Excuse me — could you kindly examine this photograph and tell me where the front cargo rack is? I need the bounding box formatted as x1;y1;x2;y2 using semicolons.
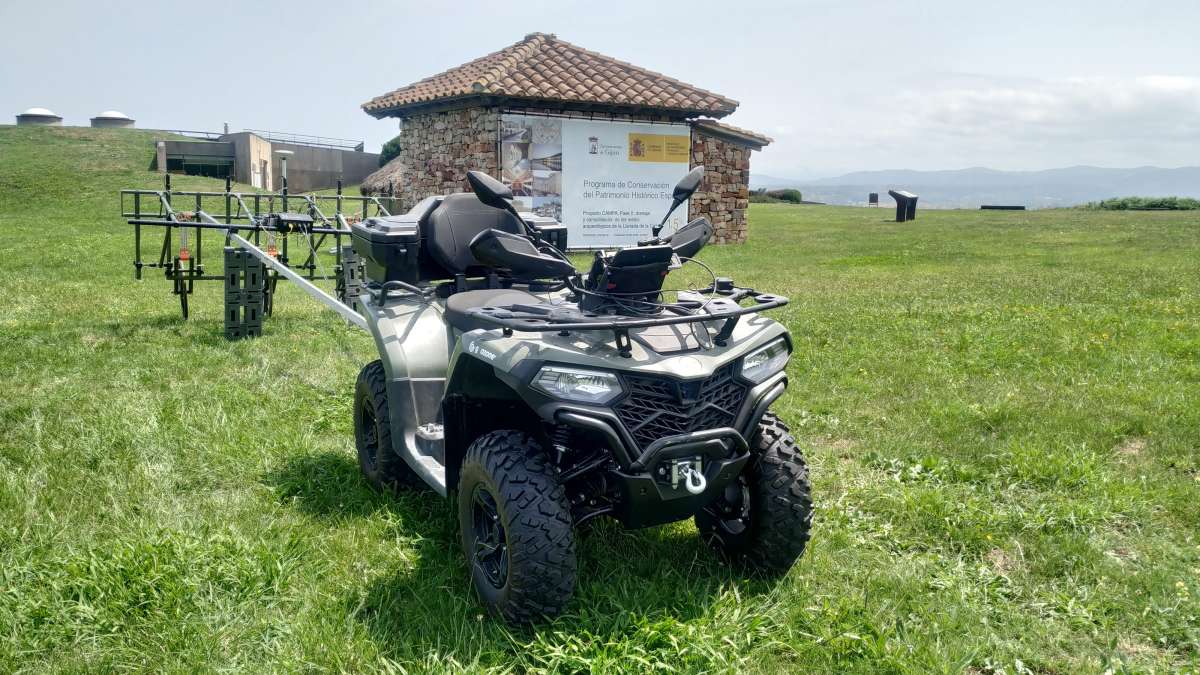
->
465;292;788;357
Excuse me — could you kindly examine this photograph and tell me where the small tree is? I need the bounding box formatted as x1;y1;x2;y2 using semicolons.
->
379;134;402;167
766;188;803;204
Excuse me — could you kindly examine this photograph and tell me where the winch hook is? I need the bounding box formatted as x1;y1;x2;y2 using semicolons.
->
682;465;707;495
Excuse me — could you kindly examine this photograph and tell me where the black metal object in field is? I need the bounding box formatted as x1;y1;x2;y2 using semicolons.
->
868;192;879;206
223;247;269;339
888;190;918;222
121;173;394;334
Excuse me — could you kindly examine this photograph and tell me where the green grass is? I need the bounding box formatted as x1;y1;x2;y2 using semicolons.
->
2;126;1199;672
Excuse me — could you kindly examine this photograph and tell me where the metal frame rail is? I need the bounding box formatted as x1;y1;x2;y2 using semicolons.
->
466;293;790;357
122;173;390;328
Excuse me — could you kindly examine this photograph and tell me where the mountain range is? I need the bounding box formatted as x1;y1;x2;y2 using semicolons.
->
751;166;1200;208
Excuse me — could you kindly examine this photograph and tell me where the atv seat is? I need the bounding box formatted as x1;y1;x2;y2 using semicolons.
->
444;289;546;333
426;193;525;275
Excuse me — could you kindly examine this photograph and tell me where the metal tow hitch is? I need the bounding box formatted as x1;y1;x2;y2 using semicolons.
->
670;457;707;495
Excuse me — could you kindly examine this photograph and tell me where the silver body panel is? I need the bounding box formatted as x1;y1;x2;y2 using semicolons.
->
362;287;789;496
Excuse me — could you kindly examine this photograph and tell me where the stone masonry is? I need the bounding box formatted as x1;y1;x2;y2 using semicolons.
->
368;110;759;244
383;107;499;211
688;128;751;244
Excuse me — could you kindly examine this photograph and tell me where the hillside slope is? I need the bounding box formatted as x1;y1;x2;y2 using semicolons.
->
0;126;237;209
1;128;1199;672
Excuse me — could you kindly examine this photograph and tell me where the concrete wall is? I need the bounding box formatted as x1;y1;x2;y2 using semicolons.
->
268;141;379;192
216;133;379;192
161;140;236;163
222;133;273;189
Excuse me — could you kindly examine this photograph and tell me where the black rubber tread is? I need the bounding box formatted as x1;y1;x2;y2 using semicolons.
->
354;360;422;492
457;430;577;623
696;411;813;574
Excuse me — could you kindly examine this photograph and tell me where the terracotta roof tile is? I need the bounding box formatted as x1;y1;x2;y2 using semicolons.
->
362;33;738;118
692;119;773;148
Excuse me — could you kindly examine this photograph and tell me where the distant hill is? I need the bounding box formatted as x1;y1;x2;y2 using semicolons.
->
749;173;812;190
752;166;1200;208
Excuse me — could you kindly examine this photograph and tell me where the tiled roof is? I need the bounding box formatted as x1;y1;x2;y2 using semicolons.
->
692;118;772;148
362;33;739;118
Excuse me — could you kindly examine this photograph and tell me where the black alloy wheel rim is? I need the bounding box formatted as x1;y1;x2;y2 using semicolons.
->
471;486;509;588
359;400;378;471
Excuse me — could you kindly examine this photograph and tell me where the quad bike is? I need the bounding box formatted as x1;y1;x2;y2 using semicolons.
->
349;167;813;623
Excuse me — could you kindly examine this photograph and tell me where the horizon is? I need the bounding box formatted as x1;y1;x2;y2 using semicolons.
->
760;163;1200;183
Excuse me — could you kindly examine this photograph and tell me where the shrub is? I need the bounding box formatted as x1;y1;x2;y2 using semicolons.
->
379;134;402;167
749;189;778;204
1085;196;1200;210
766;188;803;204
749;188;804;204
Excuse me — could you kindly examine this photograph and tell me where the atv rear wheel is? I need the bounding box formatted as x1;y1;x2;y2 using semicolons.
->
354;360;421;492
695;412;813;574
457;430;576;623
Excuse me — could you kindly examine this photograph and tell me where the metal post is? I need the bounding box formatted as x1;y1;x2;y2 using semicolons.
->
191;192;201;282
164;174;174;277
133;192;143;279
334;180;344;270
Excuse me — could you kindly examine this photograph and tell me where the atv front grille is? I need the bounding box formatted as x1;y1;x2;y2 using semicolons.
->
615;364;749;450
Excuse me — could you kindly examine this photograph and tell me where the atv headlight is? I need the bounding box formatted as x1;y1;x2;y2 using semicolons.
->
533;366;623;404
740;338;790;383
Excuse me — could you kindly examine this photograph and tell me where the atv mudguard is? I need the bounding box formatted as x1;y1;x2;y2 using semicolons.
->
360;294;454;495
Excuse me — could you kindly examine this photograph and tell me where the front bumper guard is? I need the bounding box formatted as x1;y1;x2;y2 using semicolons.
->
555;412;752;528
548;371;788;528
609;427;751;528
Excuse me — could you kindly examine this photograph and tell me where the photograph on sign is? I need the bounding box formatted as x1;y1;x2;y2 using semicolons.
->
500;114;692;248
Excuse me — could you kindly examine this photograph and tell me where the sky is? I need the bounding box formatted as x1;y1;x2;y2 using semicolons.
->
1;0;1197;180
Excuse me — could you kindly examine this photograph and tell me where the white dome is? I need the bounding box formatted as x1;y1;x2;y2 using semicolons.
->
95;110;132;120
21;107;60;117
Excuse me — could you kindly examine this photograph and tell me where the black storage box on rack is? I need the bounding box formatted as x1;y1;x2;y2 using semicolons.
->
350;216;421;284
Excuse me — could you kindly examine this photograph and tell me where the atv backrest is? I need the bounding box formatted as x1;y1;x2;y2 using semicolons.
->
425;193;525;275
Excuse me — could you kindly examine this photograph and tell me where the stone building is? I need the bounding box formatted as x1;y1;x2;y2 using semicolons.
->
362;33;770;244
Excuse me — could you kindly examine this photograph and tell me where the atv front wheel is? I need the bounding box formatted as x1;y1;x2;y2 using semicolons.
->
457;430;576;623
353;360;422;492
696;412;813;573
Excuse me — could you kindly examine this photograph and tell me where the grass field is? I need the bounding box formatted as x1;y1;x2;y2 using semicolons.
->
1;126;1199;672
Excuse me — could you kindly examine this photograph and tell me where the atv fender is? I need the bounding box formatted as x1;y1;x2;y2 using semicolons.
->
441;333;537;489
360;294;453;495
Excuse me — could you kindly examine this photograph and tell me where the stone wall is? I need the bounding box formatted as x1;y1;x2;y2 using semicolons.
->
372;107;500;211
688;129;751;244
365;107;758;245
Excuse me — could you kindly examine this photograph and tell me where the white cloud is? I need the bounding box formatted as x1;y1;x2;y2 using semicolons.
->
854;75;1200;171
903;75;1200;142
752;75;1200;177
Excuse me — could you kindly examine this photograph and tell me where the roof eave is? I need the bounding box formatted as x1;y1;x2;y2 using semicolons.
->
692;121;772;150
364;94;737;121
